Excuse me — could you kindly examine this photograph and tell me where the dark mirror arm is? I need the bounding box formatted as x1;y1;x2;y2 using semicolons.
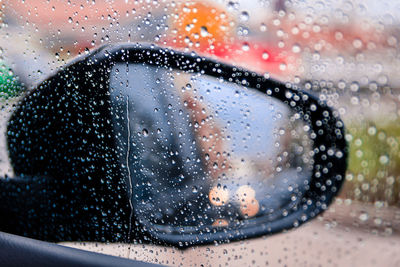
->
0;176;56;238
0;176;133;243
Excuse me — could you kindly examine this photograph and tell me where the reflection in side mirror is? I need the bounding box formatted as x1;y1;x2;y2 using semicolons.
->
111;64;313;237
2;44;347;247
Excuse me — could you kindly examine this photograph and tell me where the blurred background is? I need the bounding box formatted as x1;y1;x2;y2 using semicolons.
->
1;0;400;266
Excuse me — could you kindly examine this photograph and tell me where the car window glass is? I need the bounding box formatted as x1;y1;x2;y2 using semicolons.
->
1;0;400;266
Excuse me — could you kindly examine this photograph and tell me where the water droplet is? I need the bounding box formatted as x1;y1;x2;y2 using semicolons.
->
353;39;363;49
260;23;267;32
350;82;360;92
240;11;249;22
200;26;209;37
292;44;301;53
359;212;369;222
262;51;269;60
379;155;389;165
367;126;376;136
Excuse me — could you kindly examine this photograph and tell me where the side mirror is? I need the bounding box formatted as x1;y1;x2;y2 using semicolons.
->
2;44;347;247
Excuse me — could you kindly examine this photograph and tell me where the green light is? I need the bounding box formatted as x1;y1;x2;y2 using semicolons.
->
0;60;22;99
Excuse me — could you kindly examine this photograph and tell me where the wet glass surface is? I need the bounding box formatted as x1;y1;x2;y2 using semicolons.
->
1;0;400;265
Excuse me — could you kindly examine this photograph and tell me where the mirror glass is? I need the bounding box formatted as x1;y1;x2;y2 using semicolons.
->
109;63;314;233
